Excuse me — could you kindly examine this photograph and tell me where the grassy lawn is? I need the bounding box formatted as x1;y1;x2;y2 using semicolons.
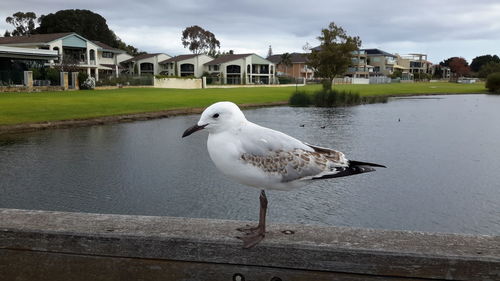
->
0;82;486;126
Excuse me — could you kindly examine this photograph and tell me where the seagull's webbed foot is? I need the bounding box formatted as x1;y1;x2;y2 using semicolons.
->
236;229;265;248
236;224;261;234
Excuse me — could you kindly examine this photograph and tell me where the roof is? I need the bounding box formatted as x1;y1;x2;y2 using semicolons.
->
0;46;59;60
92;41;124;53
159;54;200;64
362;48;396;58
121;53;163;64
205;54;252;65
267;53;308;64
0;32;74;45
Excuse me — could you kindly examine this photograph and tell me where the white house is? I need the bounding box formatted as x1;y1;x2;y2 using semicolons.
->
121;53;171;76
159;54;213;77
204;53;276;84
0;32;131;81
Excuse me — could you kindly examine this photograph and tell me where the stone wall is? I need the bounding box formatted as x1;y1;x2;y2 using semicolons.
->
154;77;203;89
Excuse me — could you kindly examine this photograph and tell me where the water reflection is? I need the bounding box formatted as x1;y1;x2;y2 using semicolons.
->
1;94;499;235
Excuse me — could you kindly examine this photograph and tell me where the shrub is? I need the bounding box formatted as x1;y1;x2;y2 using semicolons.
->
278;76;294;84
78;72;89;88
485;72;500;93
45;68;60;85
289;91;311;106
81;77;96;90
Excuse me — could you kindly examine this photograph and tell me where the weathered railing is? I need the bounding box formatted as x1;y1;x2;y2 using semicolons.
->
0;208;498;280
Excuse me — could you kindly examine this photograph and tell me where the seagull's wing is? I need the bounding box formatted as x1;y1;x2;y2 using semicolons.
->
237;123;373;183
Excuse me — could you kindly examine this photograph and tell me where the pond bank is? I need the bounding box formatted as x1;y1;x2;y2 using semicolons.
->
0;101;287;135
0;92;485;135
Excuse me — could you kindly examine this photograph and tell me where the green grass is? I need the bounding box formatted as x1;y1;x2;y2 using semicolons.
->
0;82;486;126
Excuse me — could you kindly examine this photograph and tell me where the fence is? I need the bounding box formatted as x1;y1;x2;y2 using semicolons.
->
0;70;24;86
333;77;392;85
96;74;154;87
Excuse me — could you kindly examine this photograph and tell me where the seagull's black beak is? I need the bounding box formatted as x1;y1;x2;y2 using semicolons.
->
182;124;208;138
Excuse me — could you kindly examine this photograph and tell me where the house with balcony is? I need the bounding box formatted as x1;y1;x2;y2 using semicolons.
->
158;54;213;77
399;53;433;75
204;54;275;85
346;49;373;78
121;53;171;76
92;41;132;79
266;53;314;80
363;48;398;76
0;32;131;81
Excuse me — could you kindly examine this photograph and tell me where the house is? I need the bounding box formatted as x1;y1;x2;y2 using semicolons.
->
204;54;275;84
398;53;433;75
0;32;130;81
266;53;314;80
92;41;132;79
363;48;398;76
158;54;213;77
346;49;373;78
121;53;171;76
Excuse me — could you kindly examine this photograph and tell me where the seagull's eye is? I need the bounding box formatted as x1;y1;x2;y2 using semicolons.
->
212;113;220;119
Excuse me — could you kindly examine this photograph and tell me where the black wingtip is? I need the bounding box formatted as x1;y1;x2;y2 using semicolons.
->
311;160;385;181
349;160;386;168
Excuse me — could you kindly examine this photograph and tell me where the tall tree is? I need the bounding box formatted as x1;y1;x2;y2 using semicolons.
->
470;55;500;72
5;12;37;36
267;45;273;58
448;57;470;77
37;10;118;47
181;25;220;54
307;22;361;85
280;53;292;75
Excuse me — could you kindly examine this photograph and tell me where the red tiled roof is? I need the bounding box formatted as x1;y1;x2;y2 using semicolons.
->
0;32;74;44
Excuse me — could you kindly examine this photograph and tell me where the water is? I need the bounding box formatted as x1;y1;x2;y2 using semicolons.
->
1;94;499;235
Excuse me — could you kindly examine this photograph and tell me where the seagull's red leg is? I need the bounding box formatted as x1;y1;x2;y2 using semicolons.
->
236;189;268;248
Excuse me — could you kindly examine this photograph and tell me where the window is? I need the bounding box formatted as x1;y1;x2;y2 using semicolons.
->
102;52;114;58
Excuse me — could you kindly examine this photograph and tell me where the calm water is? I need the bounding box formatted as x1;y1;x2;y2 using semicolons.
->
1;94;499;235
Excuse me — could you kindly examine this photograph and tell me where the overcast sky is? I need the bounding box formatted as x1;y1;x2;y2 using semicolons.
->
1;0;499;63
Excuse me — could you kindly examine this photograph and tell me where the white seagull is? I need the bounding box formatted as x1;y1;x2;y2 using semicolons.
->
182;101;385;248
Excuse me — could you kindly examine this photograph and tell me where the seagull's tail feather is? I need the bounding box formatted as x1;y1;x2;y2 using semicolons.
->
311;160;386;180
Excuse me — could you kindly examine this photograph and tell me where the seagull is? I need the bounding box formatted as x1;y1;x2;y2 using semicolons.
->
182;101;385;248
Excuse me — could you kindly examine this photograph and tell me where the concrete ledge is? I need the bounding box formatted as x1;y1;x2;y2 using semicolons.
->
0;208;499;280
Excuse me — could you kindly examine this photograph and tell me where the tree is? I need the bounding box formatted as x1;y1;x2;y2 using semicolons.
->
470;55;500;73
448;57;470;77
36;9;142;56
280;53;292;75
478;62;500;78
181;25;220;55
307;22;361;86
5;12;37;36
267;45;273;58
3;31;11;37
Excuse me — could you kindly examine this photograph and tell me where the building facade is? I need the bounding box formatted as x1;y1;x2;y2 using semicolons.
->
0;32;131;81
267;53;314;80
204;54;275;84
159;54;213;77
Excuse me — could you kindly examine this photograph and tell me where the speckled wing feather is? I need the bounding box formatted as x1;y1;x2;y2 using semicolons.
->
240;144;349;183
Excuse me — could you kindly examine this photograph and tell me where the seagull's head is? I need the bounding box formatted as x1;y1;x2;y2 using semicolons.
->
182;101;246;137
